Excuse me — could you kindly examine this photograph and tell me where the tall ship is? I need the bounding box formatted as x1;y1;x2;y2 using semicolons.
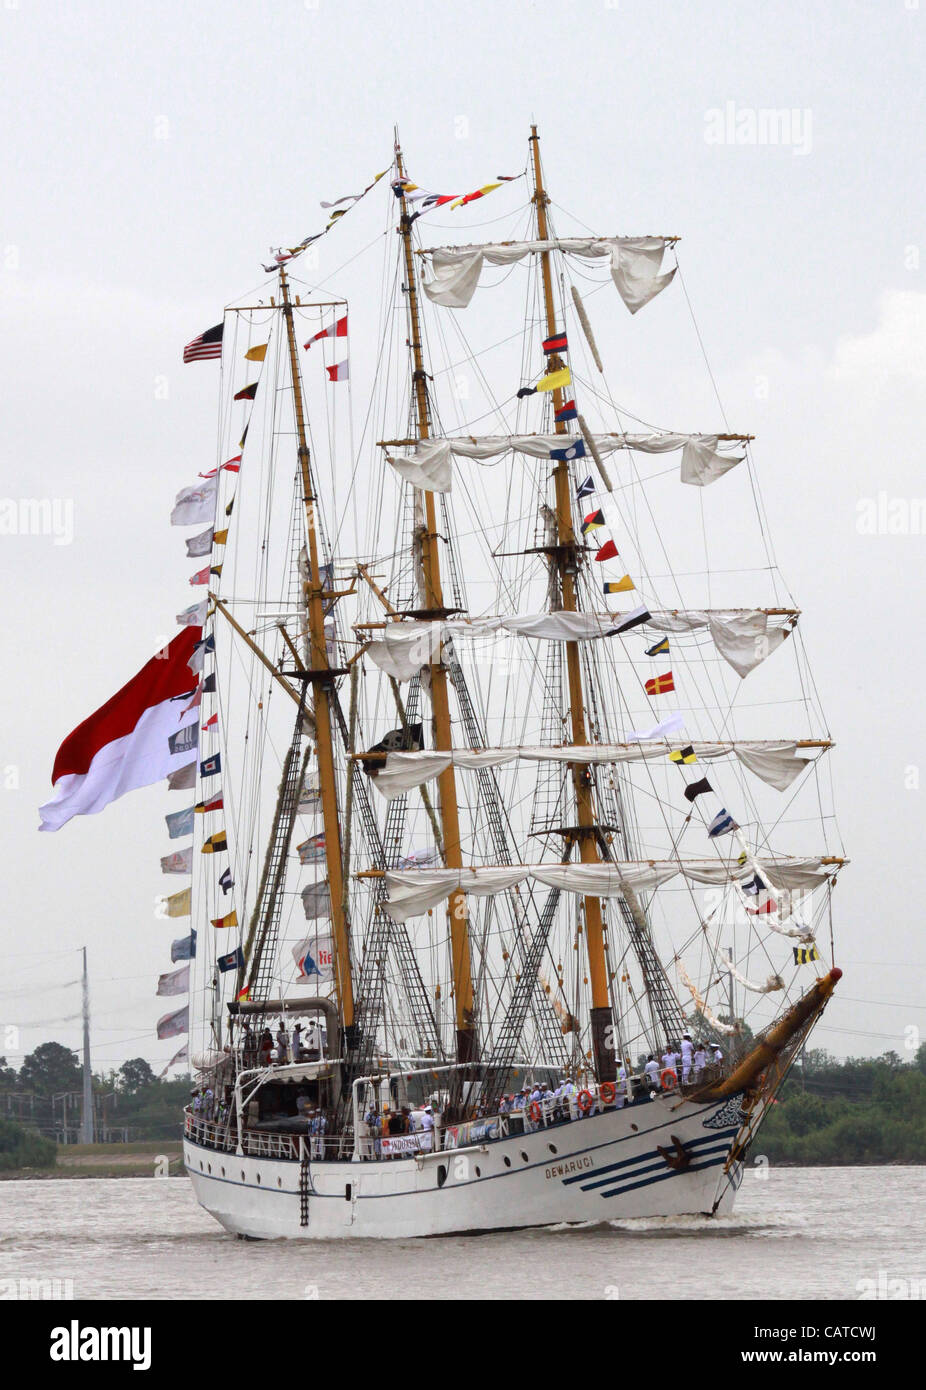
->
40;130;845;1238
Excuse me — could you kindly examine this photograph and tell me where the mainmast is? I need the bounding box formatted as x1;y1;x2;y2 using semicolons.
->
529;126;615;1083
394;139;477;1064
279;267;356;1036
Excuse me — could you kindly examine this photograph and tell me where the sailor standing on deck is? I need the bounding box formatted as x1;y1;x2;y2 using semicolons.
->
680;1033;694;1084
644;1055;660;1089
275;1019;290;1065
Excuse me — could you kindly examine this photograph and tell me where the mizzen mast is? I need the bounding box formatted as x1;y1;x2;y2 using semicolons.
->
279;266;356;1036
529;126;615;1083
394;139;477;1064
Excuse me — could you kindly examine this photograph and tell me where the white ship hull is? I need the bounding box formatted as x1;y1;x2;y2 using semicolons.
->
184;1092;747;1240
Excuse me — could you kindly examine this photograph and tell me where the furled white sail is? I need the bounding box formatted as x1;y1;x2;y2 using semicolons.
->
384;431;744;493
383;857;835;923
367;740;819;801
365;610;793;681
420;237;676;313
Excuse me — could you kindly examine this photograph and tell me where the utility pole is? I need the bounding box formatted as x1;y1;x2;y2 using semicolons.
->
80;947;94;1144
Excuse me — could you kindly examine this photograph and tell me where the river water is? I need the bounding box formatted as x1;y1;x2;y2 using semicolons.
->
1;1167;922;1301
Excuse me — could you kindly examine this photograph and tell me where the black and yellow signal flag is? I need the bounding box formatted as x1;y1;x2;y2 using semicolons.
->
670;745;697;764
793;944;820;965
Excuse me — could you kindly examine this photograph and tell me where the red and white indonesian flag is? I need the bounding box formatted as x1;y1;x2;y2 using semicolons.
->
39;628;202;832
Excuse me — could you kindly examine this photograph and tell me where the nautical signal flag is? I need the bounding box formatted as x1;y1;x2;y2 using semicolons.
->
219;867;234;894
746;896;776;916
190;566;210;586
183;323;223;363
211;910;238;929
326;361;349;382
606;605;651;635
645;671;675;696
670;746;697;764
202;712;218;730
581;509;605;535
536;366;571;394
595;539;619;563
304;314;347;349
225;497;235;517
201;832;227;854
236;985;251;1001
793;944;820;965
646;637;670;657
551;438;586;462
203;673;216;693
742;873;766;895
542;332;568;354
218;946;245;973
195;793;223;813
603;576;635;593
233;382;258;402
707;808;738;838
200;753;221;778
683;777;712;803
213;530;228;546
576;474;595;501
244;343;268;362
556;399;578;423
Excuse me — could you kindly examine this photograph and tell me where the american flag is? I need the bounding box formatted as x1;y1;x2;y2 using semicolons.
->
183;322;223;363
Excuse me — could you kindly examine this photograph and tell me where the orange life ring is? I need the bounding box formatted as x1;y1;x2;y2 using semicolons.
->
528;1100;543;1123
599;1081;616;1105
660;1068;677;1090
577;1088;594;1112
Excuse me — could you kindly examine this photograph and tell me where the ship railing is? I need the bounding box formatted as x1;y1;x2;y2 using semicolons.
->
184;1110;234;1151
242;1129;303;1161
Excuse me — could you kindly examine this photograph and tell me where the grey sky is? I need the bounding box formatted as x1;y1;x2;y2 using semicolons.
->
2;0;924;1073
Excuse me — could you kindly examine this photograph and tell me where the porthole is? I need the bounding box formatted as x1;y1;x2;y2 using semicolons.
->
520;1151;529;1163
241;1171;246;1181
277;1177;282;1189
256;1173;261;1185
503;1156;512;1168
207;1164;212;1174
199;1161;203;1171
631;1123;638;1132
221;1167;226;1177
548;1144;558;1155
474;1166;481;1177
344;1183;352;1201
437;1164;447;1188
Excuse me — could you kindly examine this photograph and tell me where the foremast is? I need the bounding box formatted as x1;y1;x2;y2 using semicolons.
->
529;127;616;1082
394;140;477;1064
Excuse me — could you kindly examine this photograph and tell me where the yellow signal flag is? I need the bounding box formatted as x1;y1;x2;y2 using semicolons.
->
244;343;268;363
213;529;228;545
165;887;191;918
201;832;228;854
211;910;238;930
604;575;635;593
536;367;572;394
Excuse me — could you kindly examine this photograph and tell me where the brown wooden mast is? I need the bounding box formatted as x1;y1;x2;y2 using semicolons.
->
279;266;356;1033
394;139;477;1063
530;125;616;1083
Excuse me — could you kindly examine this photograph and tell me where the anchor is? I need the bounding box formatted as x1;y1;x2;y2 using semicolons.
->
656;1134;692;1171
